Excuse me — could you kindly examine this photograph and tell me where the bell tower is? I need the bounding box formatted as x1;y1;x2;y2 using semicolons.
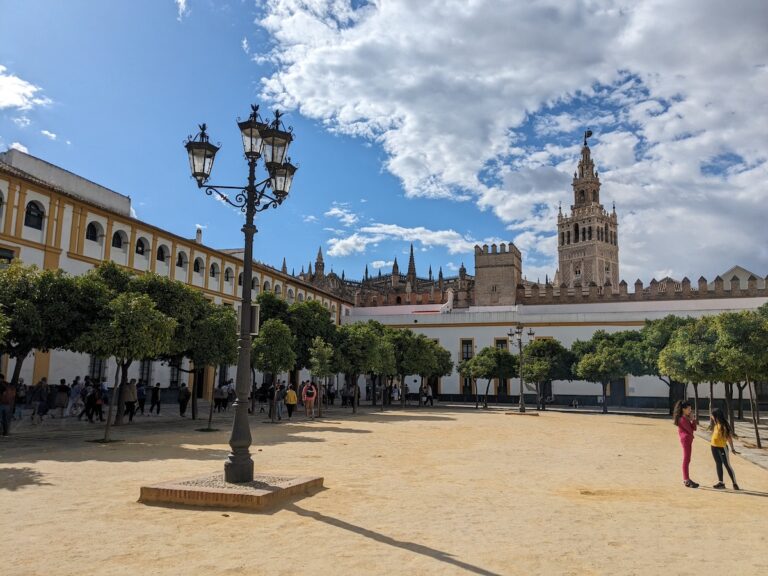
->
556;131;619;289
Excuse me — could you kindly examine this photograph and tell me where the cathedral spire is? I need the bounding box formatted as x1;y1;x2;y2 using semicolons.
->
314;246;325;278
428;265;433;281
407;243;416;280
364;264;369;281
281;257;287;274
392;257;399;276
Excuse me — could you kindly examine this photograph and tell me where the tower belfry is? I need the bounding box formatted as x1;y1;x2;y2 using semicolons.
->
556;131;619;289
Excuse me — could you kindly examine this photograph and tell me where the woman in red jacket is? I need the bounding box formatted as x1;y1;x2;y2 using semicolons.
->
673;400;699;488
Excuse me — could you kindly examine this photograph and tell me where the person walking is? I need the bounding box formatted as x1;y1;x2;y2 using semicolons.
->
276;383;286;421
710;407;739;490
426;383;434;407
149;383;161;415
68;377;81;416
303;381;316;419
136;381;146;416
0;374;15;436
178;383;191;417
673;400;699;488
13;378;26;421
54;379;70;418
285;384;298;419
214;384;226;413
31;378;50;425
123;379;138;423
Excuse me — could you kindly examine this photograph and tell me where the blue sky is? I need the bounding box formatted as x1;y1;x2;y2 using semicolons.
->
1;0;766;284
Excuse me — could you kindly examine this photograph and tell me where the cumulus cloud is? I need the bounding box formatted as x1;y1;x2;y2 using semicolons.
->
326;222;507;258
0;66;51;111
175;0;188;20
303;214;318;223
13;116;31;128
40;130;57;140
258;0;768;281
9;142;28;153
324;204;359;226
370;260;394;269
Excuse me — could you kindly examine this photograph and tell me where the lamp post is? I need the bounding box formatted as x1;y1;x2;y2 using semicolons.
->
509;324;535;413
184;105;297;483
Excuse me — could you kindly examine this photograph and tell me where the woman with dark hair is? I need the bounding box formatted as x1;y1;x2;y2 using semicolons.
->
710;408;739;490
673;400;699;488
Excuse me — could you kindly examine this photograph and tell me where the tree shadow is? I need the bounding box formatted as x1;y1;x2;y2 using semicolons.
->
698;486;768;498
0;467;53;490
285;504;503;576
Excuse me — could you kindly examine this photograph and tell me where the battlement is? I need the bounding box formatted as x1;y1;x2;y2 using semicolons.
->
516;274;768;305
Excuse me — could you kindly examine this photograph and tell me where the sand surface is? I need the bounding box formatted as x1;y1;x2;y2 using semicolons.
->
2;408;767;576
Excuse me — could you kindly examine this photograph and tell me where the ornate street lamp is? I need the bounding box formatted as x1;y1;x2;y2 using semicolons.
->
509;323;534;413
184;104;297;483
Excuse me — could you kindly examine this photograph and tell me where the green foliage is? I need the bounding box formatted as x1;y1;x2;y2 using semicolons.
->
309;336;335;380
522;338;572;384
470;345;518;382
189;304;238;368
637;315;694;380
334;322;378;377
251;319;296;376
128;272;208;359
74;292;177;365
256;292;290;327
659;317;719;385
289;300;337;370
714;311;768;382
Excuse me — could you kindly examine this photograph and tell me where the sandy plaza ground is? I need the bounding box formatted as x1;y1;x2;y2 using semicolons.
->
1;406;767;576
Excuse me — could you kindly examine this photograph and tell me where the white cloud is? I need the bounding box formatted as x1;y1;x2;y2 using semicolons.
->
303;214;318;223
40;130;57;141
9;142;28;153
175;0;188;20
370;260;394;269
326;221;507;258
0;66;51;111
13;116;31;128
324;204;359;226
242;37;250;54
258;0;768;281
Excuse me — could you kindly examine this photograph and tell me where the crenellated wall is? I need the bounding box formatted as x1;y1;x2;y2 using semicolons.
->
516;275;768;304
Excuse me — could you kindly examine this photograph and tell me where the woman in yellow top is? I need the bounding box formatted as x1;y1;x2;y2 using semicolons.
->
710;408;739;490
285;385;298;419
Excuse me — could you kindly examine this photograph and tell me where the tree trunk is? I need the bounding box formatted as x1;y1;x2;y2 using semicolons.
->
483;379;491;409
746;376;762;449
737;383;746;420
541;381;548;411
318;377;324;418
692;382;700;422
724;382;735;431
352;374;359;414
535;382;542;410
114;362;129;426
400;374;406;409
708;381;714;418
10;355;24;386
103;361;126;442
250;367;257;414
205;377;216;431
601;382;608;414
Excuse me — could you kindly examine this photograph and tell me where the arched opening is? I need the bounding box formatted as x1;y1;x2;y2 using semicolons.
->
566;231;570;244
176;251;188;268
560;232;564;246
224;268;233;282
24;201;45;230
193;258;204;274
135;238;148;255
396;296;402;304
86;222;101;242
298;293;304;302
582;227;586;242
274;284;282;296
238;272;243;286
111;230;127;249
604;223;609;242
156;245;169;262
573;223;579;243
263;280;271;292
588;226;592;240
209;263;219;278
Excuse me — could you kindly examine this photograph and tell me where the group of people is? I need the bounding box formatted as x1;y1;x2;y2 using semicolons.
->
260;380;317;421
675;400;740;490
213;380;236;413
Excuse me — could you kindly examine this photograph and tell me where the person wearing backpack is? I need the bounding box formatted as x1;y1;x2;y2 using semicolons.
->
303;382;317;419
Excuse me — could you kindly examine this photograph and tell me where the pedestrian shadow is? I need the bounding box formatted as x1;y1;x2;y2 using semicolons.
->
285;504;503;576
0;467;53;490
698;486;768;498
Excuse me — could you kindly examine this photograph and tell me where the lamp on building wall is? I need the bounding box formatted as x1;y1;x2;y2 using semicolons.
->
509;323;535;413
184;104;297;484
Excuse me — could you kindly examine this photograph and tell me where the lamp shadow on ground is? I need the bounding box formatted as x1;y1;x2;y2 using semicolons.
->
0;467;53;490
286;504;503;576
